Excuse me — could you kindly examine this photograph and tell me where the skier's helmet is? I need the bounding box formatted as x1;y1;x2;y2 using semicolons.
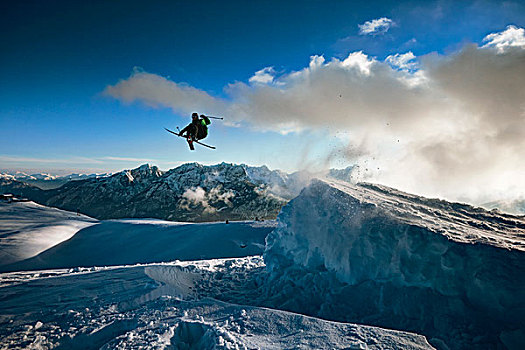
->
192;112;198;120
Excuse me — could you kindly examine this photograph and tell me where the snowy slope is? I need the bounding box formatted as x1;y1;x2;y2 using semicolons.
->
0;202;96;267
3;219;274;272
264;179;525;349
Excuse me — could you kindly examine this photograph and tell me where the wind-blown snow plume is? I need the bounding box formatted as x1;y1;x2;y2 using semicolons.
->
264;179;525;349
104;26;525;203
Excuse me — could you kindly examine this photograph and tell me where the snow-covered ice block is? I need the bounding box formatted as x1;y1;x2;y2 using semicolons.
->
264;179;525;349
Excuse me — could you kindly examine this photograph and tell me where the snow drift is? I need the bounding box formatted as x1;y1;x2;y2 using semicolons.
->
0;202;96;267
264;179;525;349
2;219;274;272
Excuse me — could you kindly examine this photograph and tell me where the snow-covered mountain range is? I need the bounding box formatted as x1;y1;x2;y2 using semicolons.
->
1;163;306;222
1;171;112;182
2;162;523;224
0;171;112;190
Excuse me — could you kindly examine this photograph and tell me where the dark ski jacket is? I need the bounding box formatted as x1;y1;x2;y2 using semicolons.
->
180;115;211;140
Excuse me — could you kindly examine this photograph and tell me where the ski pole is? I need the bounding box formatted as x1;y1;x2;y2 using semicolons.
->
207;116;223;120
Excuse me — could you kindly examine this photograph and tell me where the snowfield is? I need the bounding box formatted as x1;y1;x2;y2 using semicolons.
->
1;217;273;272
1;178;524;349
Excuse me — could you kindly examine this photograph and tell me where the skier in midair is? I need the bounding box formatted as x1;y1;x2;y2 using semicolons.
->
179;113;211;150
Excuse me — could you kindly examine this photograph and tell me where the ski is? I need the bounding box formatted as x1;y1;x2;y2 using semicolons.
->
164;127;216;149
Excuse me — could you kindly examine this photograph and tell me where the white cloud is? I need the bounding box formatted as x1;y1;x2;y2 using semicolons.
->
358;17;394;35
386;52;417;71
103;67;228;116
309;55;325;69
105;27;525;203
182;186;210;212
181;186;235;213
249;67;275;85
102;156;156;162
340;51;375;75
482;25;525;53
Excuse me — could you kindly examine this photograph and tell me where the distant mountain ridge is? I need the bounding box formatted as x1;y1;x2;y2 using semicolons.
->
0;171;112;190
1;163;297;222
3;162;524;219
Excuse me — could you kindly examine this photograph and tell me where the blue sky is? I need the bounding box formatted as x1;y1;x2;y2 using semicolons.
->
1;0;524;202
